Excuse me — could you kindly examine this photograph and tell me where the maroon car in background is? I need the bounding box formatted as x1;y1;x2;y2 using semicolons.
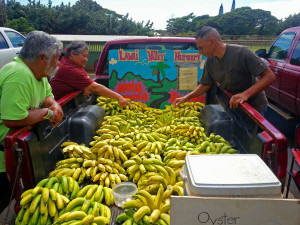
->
256;26;300;116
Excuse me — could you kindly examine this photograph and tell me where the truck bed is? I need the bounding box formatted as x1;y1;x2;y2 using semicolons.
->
3;83;288;216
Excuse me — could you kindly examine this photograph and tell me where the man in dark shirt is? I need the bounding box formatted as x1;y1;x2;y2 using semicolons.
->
174;26;275;113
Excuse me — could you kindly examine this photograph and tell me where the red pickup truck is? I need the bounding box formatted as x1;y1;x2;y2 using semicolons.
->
256;26;300;116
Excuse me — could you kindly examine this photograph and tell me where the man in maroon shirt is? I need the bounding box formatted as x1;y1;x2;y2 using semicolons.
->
50;41;130;108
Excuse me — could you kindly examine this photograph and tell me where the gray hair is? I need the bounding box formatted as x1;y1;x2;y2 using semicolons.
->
196;26;222;41
19;31;62;62
64;41;89;57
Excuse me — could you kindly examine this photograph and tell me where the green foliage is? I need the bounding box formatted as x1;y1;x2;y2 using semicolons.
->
280;13;300;33
8;17;35;33
166;6;283;36
6;0;154;35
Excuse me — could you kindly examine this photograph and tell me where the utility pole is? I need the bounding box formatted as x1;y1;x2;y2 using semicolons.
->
0;0;8;27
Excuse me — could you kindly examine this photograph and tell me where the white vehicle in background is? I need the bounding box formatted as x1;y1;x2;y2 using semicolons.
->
0;27;25;68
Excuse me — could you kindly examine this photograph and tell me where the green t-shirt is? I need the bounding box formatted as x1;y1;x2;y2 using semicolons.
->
200;44;268;112
0;57;53;172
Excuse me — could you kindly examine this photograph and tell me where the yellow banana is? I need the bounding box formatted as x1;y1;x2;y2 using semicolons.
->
150;209;161;224
77;184;93;197
127;164;140;175
81;199;92;213
31;186;43;197
65;197;86;212
42;187;49;203
103;187;111;206
29;193;42;214
154;165;170;185
133;206;151;223
136;190;155;211
173;185;184;196
163;185;174;200
20;193;32;206
160;213;170;225
154;184;164;209
122;199;144;210
72;167;82;180
48;197;57;217
94;216;110;225
56;192;65;210
164;166;176;185
65;211;87;221
94;185;104;202
40;198;48;215
86;185;98;199
82;214;95;225
160;202;170;213
20;189;33;199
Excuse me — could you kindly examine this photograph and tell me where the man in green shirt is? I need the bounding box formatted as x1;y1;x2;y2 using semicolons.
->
173;26;275;114
0;31;64;212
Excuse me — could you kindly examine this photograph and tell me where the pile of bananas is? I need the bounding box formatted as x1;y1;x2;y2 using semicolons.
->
118;184;170;225
16;186;70;225
17;97;240;225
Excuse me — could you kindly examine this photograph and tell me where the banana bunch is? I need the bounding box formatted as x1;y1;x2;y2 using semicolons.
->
138;166;183;195
54;199;111;225
120;184;171;225
162;105;200;119
124;100;148;113
82;158;128;187
123;155;166;185
163;158;186;177
170;123;205;143
89;142;128;165
97;96;122;116
35;176;79;200
17;186;70;225
165;138;199;151
75;184;114;206
163;150;200;164
172;116;203;127
61;142;96;160
96;123;124;140
165;101;204;112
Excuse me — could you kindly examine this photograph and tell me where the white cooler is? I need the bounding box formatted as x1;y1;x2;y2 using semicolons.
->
180;154;282;198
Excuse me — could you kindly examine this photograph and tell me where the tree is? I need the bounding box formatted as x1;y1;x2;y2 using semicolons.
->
8;17;35;33
280;13;300;32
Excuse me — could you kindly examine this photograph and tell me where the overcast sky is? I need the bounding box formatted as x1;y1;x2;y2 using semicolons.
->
17;0;300;29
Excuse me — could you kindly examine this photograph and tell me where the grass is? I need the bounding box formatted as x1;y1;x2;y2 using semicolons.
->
248;45;270;52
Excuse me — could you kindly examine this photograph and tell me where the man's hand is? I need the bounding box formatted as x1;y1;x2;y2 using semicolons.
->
84;91;91;97
118;97;131;108
173;97;187;108
48;104;64;127
229;93;248;109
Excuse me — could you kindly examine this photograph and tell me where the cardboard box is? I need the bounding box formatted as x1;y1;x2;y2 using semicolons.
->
170;196;300;225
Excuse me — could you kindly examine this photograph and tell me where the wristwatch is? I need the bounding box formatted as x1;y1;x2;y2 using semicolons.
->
43;109;53;120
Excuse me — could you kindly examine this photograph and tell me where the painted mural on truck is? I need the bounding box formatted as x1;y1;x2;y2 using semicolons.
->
108;49;206;109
